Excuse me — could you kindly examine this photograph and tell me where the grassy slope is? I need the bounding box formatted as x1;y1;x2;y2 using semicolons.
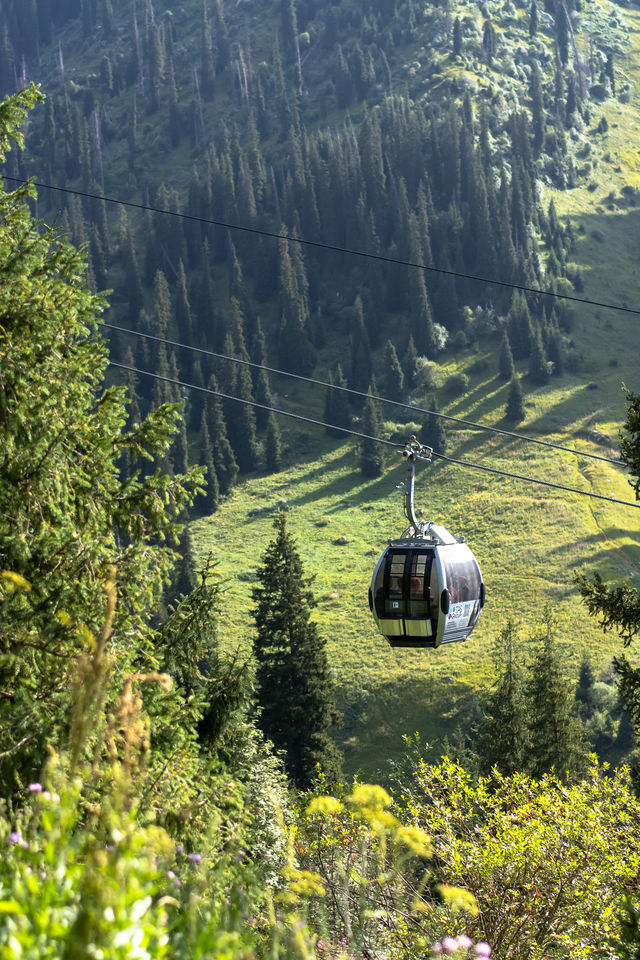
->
193;349;640;778
192;2;640;777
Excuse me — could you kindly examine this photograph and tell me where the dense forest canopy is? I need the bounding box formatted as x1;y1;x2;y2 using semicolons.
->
0;0;623;493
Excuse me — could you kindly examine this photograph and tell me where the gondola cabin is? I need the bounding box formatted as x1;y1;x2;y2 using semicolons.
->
369;524;485;648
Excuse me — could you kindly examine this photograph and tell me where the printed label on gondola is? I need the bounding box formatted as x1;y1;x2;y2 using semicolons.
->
445;601;474;629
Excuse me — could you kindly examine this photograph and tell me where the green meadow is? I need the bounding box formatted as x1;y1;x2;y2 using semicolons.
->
192;343;640;775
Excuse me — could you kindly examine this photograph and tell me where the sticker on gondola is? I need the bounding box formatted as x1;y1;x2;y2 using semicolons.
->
392;601;399;609
446;601;474;628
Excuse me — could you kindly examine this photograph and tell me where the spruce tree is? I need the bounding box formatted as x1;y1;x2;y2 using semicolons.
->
404;336;420;391
505;374;525;422
576;653;596;722
265;412;283;472
525;611;588;780
252;513;342;788
383;339;405;397
476;621;531;776
499;329;516;381
205;376;238;494
200;411;220;515
421;395;448;455
324;365;352;438
360;384;383;478
528;328;551;384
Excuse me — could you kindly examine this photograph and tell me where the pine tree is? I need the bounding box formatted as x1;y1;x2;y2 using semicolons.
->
0;87;206;798
383;340;405;397
252;513;342;788
421;395;447;455
324;366;352;438
360;384;383;478
499;329;516;381
526;611;588;780
476;621;531;776
505;374;525;423
205;376;238;494
265;412;282;472
200;411;220;514
529;0;538;36
349;297;373;397
530;61;545;155
452;17;462;56
528;328;551;384
576;653;596;722
404;336;420;391
254;368;273;433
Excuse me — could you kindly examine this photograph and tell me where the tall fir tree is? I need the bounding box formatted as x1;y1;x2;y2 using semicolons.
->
476;621;531;776
205;375;239;495
525;611;588;780
360;382;383;478
383;340;405;398
324;365;352;438
252;513;342;788
499;329;516;381
575;653;596;722
199;411;220;515
421;395;448;455
265;412;283;473
505;374;525;422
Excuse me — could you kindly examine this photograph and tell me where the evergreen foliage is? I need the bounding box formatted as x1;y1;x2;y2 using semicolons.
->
578;389;640;788
498;329;516;381
525;612;589;780
476;621;531;776
265;411;283;472
420;395;448;455
0;88;286;869
252;513;342;789
360;384;384;477
383;339;405;397
324;365;352;438
505;374;525;422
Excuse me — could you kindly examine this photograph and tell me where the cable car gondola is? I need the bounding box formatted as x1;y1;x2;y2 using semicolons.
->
369;438;485;649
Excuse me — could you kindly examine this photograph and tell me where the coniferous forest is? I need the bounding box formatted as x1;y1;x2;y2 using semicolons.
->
2;0;640;955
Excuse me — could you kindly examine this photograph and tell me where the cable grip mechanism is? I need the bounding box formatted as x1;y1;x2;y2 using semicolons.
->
397;436;433;533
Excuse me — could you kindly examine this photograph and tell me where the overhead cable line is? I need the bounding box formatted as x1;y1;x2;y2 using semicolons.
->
109;360;640;510
104;320;624;466
5;174;640;319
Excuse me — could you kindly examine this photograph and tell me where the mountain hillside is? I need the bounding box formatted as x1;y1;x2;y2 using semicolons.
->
2;0;640;772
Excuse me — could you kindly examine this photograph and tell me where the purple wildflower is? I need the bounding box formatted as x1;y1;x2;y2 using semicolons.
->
167;870;176;880
442;937;459;953
175;844;185;855
28;783;42;793
474;944;491;958
187;852;202;863
457;935;472;950
9;832;22;844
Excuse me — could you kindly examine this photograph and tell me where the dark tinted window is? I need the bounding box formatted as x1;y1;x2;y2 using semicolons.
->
441;545;481;603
